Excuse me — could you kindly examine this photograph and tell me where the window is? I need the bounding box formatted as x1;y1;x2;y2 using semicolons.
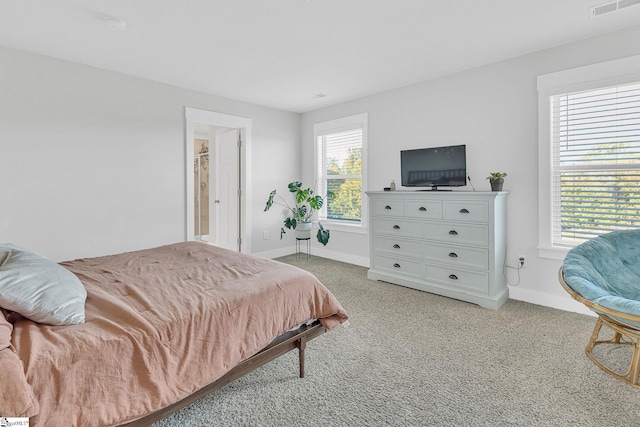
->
314;113;368;230
552;83;640;245
538;55;640;258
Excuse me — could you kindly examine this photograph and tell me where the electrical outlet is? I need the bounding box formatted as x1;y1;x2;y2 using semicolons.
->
263;231;269;240
518;256;525;268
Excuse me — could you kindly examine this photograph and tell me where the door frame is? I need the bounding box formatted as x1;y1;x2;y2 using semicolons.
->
185;107;252;253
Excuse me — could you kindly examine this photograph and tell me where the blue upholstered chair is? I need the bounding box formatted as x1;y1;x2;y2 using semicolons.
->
559;229;640;387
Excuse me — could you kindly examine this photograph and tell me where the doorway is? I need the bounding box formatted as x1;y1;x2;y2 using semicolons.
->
185;108;252;253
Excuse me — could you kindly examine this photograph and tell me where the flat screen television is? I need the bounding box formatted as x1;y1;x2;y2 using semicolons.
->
400;144;466;190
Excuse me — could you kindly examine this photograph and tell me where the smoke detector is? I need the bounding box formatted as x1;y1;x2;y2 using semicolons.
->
590;0;640;17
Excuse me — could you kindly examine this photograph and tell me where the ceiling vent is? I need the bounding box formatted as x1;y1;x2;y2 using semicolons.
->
590;0;640;17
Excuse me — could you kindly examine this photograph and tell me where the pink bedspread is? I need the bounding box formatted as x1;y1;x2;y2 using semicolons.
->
6;242;348;426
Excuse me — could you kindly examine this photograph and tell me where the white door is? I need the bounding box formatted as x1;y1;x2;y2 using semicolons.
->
212;128;239;251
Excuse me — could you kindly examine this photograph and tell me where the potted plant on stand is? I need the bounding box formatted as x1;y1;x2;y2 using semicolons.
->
486;172;507;191
264;181;330;246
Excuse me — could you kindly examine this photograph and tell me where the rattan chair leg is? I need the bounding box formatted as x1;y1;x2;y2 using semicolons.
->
613;331;624;344
586;318;603;353
630;341;640;386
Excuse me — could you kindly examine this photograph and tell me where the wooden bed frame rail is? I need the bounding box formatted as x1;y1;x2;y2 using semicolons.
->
120;320;326;426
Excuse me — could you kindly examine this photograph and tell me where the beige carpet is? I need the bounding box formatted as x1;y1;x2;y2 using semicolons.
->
153;255;640;426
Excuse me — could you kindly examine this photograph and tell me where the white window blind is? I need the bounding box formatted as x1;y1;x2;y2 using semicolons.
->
316;128;363;223
551;82;640;246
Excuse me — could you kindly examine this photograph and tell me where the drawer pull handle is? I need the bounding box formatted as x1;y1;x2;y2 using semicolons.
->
449;274;458;280
418;207;427;211
448;230;458;235
393;263;401;268
448;252;458;258
385;205;392;210
459;208;470;214
393;244;401;249
393;225;400;230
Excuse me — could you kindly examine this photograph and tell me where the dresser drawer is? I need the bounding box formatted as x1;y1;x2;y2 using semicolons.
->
373;236;423;257
374;255;423;278
373;199;405;216
373;218;422;237
424;243;489;269
404;200;442;219
443;201;488;223
424;223;489;246
425;265;489;293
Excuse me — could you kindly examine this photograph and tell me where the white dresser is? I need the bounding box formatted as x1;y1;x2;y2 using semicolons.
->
366;191;508;309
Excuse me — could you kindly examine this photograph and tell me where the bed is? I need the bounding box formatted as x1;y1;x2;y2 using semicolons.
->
0;241;348;426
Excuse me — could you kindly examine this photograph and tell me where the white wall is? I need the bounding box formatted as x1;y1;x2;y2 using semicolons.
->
0;46;300;262
3;24;640;314
300;24;640;314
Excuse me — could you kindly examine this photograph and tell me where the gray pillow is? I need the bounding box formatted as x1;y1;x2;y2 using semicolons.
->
0;244;86;325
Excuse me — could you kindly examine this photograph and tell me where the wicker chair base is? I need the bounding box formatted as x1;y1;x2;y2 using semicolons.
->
559;267;640;389
586;315;640;388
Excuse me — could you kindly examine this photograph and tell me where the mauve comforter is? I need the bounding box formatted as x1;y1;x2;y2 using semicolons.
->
6;242;348;426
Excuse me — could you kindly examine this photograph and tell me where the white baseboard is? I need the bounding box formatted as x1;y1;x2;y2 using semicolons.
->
508;286;595;317
252;246;295;259
253;246;368;267
308;246;369;267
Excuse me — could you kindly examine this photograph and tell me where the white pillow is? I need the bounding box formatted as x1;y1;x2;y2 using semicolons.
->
0;244;86;325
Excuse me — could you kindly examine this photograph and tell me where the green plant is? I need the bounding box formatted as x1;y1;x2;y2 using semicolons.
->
264;181;330;246
486;172;507;180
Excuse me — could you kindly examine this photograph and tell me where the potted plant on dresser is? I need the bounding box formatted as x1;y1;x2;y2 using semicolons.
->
264;181;331;245
486;172;507;191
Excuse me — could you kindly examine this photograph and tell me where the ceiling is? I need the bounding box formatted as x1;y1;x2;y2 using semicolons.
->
2;0;640;113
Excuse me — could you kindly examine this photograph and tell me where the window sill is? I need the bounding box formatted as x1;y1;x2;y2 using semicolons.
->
538;245;570;261
320;220;368;235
